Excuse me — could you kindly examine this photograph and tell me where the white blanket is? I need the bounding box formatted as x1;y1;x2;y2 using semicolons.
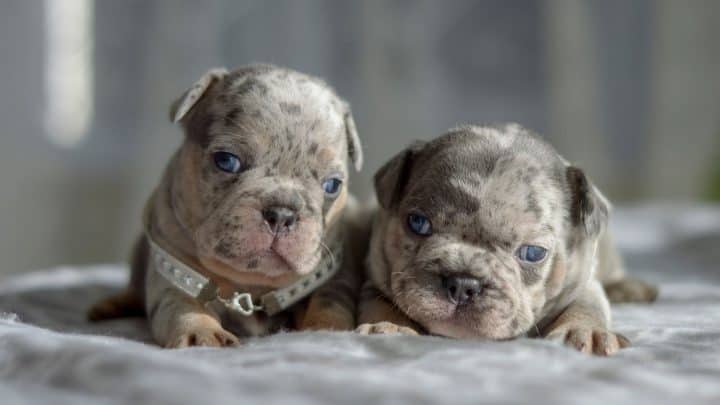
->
1;204;719;405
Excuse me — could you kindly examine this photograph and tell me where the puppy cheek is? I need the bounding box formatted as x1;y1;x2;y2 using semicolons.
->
195;207;272;259
506;288;540;337
324;188;347;228
392;276;455;322
544;254;567;300
384;219;416;263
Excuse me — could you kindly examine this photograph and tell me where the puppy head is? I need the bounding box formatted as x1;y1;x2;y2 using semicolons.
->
371;124;607;339
167;65;362;279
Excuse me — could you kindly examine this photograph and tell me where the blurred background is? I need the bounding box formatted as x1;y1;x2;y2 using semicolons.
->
0;0;719;276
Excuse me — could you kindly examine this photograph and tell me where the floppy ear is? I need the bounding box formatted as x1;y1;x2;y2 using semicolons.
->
342;104;363;172
566;166;609;238
374;141;425;210
169;68;228;123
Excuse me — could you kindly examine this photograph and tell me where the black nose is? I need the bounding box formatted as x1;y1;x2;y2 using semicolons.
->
262;206;297;233
442;276;482;305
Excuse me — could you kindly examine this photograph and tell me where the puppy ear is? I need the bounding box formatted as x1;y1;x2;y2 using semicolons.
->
374;141;425;210
342;104;363;171
566;166;609;238
169;68;228;123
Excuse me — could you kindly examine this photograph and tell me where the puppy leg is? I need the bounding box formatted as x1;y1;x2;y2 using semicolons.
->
146;268;238;348
148;290;239;348
88;235;147;321
298;276;357;331
543;280;630;356
595;231;659;303
355;282;421;336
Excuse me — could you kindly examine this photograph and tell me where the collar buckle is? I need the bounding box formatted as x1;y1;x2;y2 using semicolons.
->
218;292;262;316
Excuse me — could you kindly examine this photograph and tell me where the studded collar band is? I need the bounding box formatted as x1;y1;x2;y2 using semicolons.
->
146;233;342;316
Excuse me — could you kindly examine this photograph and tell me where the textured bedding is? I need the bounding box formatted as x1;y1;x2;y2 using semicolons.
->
0;204;719;404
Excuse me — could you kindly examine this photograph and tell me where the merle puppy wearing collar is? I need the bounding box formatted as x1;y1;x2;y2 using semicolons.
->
88;64;364;348
357;124;657;355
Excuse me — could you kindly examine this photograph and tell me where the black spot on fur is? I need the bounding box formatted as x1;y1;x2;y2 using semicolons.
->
247;259;259;269
481;154;497;175
525;192;542;219
482;237;497;252
279;102;302;115
215;240;238;259
234;78;269;98
310;119;320;132
285;129;294;146
224;107;244;127
308;142;319;155
184;106;214;147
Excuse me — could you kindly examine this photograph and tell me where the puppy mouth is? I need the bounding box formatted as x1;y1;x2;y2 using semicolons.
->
266;244;300;272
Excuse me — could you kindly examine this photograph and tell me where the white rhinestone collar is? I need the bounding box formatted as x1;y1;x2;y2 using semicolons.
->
146;233;342;316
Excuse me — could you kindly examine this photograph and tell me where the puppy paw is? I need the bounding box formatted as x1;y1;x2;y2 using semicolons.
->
166;326;240;349
546;324;630;356
355;321;419;336
604;277;658;303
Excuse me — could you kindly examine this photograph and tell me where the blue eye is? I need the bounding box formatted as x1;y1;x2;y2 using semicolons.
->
407;213;432;236
213;152;243;173
322;177;343;196
517;245;547;263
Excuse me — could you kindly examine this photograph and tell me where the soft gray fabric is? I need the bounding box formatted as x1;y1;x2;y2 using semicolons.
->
0;204;719;405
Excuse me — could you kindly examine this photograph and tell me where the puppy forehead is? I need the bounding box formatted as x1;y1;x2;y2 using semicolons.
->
196;66;349;177
405;125;566;233
215;67;345;140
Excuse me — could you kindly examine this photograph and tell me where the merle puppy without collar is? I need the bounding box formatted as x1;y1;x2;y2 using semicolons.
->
89;64;364;348
357;124;657;355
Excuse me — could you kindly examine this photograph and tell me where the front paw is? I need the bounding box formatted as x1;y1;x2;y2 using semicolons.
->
355;321;419;336
166;325;240;349
545;324;630;356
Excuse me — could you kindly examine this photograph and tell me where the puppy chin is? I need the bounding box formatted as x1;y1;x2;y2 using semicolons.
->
424;320;514;340
419;308;518;340
212;248;321;278
229;254;295;277
398;295;516;340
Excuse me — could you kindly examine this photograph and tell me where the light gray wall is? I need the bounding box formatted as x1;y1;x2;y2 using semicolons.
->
0;0;719;276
